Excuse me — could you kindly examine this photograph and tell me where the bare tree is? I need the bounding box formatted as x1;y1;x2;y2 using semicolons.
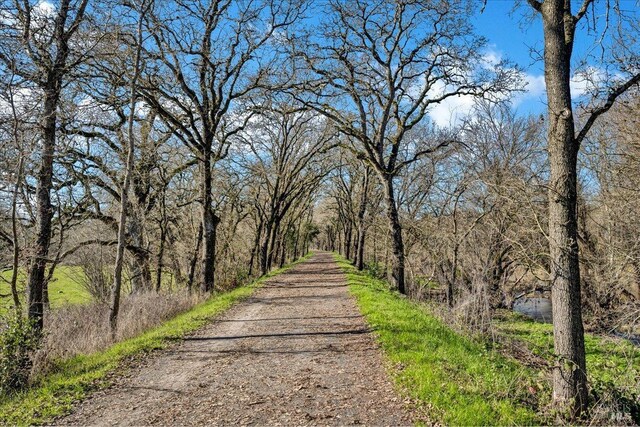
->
292;0;517;293
109;0;152;336
140;0;304;292
525;0;640;418
0;0;89;330
240;102;333;275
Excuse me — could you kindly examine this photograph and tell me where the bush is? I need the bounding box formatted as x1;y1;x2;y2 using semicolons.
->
75;247;114;303
0;314;40;395
364;261;387;280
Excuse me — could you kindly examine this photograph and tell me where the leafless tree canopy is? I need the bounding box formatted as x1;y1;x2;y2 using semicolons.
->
0;0;638;421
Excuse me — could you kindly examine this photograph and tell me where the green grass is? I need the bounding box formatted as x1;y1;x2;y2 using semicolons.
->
1;267;92;314
495;313;640;416
334;254;543;426
0;253;311;426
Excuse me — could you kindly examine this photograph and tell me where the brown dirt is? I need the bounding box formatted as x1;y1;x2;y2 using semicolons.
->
57;252;413;426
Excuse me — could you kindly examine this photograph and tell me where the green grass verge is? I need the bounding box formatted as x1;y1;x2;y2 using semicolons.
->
0;253;312;426
334;254;543;426
1;267;92;315
496;314;640;416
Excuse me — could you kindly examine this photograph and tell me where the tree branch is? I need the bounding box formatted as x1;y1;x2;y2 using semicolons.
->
575;73;640;147
526;0;542;12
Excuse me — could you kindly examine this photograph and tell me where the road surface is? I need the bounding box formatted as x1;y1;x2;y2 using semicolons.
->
59;252;412;426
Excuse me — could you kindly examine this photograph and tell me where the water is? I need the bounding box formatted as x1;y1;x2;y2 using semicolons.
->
513;297;552;323
612;332;640;346
512;298;640;347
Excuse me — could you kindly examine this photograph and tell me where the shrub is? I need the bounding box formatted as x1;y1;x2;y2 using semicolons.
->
364;261;387;280
75;247;114;303
0;314;40;395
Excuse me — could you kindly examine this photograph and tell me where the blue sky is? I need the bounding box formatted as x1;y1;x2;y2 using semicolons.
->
428;1;551;125
425;0;640;126
474;1;547;115
474;1;545;73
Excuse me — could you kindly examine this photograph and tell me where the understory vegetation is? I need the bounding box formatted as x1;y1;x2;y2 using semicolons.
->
495;315;640;424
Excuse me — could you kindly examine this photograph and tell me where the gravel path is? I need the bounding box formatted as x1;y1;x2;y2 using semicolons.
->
58;252;412;426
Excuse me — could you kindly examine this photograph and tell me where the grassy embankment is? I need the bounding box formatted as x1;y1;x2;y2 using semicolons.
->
0;253;311;425
496;315;640;421
336;253;640;425
334;254;543;425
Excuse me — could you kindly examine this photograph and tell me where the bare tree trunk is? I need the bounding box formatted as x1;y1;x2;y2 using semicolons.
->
447;194;461;308
128;211;151;293
155;223;166;292
344;222;352;261
293;222;301;260
188;223;203;291
267;217;281;271
9;154;24;312
260;218;274;275
110;2;147;335
354;167;370;271
449;243;459;308
373;224;378;265
248;219;263;277
154;186;168;292
27;84;58;332
6;78;25;313
534;0;587;417
200;154;216;292
23;0;88;332
382;176;406;294
278;232;286;268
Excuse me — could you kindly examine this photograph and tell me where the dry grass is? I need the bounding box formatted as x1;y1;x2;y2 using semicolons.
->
32;292;203;377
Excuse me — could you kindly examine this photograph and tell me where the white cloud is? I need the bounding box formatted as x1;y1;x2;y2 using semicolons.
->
512;73;545;107
35;1;55;17
428;92;476;127
427;47;512;126
511;67;606;107
525;74;546;97
481;46;503;69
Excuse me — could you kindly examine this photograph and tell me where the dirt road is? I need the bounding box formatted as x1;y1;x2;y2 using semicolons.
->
59;252;412;426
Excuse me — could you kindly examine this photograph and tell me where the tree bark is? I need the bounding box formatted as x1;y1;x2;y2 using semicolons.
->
260;217;274;275
22;0;88;332
344;222;352;261
538;0;588;417
354;167;370;271
10;154;25;312
248;219;263;277
128;213;151;293
27;83;59;332
382;175;406;294
187;223;203;291
267;216;281;272
278;231;286;268
155;223;166;292
155;189;168;292
200;153;219;293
